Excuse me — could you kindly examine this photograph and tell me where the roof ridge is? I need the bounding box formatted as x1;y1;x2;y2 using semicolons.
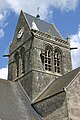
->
52;23;64;40
32;79;54;103
17;81;32;103
24;11;64;39
24;12;53;26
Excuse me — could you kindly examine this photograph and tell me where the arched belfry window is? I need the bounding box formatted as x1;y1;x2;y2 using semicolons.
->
20;47;25;74
14;51;19;77
45;46;52;71
54;48;62;74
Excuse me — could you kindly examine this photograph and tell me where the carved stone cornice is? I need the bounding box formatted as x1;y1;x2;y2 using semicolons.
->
31;29;70;48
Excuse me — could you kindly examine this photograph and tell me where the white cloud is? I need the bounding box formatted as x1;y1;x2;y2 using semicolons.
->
0;66;8;79
0;0;79;39
70;25;80;69
8;0;79;18
0;28;5;38
0;0;79;69
0;0;79;18
0;10;9;39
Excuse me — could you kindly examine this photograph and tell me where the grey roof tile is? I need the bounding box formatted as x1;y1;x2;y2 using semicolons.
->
0;79;41;120
24;12;63;39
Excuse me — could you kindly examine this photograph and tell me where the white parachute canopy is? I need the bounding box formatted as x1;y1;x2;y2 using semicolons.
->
32;21;39;31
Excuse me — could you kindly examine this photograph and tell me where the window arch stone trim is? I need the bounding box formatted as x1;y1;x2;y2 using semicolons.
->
14;51;19;77
54;47;62;74
44;44;53;72
20;47;25;74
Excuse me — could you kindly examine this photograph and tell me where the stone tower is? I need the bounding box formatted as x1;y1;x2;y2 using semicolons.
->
8;10;72;100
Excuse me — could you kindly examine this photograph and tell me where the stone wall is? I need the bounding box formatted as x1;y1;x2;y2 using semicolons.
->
9;11;32;53
67;73;80;120
8;11;32;80
33;36;72;74
32;70;55;99
8;36;33;80
30;35;72;99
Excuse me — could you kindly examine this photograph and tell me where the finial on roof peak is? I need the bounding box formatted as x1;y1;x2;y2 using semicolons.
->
36;7;40;19
66;33;70;45
66;33;70;40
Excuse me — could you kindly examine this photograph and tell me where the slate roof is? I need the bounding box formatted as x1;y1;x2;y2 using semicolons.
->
33;67;80;103
0;79;41;120
24;12;63;39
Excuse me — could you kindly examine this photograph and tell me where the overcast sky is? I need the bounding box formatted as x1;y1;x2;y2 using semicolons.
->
0;0;80;79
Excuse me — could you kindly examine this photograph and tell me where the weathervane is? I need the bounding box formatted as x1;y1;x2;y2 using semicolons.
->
36;7;40;18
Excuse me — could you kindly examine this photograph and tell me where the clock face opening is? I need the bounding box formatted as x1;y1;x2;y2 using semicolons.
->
17;27;24;39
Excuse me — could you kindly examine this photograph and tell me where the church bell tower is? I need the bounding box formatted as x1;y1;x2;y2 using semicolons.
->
8;10;72;100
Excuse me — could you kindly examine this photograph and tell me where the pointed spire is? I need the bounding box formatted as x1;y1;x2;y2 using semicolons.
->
66;33;70;45
66;34;78;50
